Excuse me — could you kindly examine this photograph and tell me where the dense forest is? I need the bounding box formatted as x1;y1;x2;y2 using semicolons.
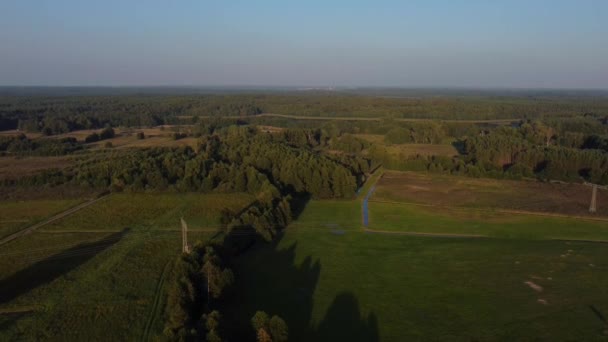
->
2;92;608;134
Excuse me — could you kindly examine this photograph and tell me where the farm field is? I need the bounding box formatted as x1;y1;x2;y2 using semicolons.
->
226;199;608;341
41;192;255;232
0;192;250;341
0;199;83;239
373;171;608;217
0;156;74;181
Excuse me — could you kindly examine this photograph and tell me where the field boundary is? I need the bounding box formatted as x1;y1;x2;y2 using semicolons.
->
0;194;111;246
362;228;487;238
367;199;608;223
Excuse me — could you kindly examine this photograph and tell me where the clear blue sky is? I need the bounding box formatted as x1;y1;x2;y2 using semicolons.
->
1;0;606;88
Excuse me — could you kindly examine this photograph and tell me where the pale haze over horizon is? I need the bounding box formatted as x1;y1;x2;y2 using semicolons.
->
1;0;607;89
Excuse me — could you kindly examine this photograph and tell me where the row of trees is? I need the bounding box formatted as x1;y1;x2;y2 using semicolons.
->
84;126;115;143
0;134;82;156
165;244;235;340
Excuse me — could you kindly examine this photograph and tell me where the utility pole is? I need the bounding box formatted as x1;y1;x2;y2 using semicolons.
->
584;182;607;214
590;184;598;214
181;217;190;254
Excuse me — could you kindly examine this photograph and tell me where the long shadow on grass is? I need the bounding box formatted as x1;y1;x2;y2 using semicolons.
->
316;292;379;342
224;231;379;341
222;232;321;340
0;229;128;304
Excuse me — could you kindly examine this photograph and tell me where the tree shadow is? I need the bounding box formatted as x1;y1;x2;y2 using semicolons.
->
451;139;466;155
220;231;321;340
221;229;379;341
0;229;128;304
315;292;379;342
290;193;311;221
0;311;31;333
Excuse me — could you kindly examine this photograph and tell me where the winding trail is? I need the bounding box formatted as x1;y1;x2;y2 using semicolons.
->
0;194;111;247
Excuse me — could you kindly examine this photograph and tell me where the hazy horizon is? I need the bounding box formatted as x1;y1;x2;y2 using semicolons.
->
1;1;607;88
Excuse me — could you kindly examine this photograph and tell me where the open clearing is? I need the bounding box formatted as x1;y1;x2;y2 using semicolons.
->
373;171;608;218
226;199;608;341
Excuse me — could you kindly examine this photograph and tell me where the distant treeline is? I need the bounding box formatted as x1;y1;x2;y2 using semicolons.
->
2;93;608;134
0;134;82;156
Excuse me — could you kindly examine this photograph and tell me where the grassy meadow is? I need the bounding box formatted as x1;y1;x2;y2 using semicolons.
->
367;201;608;240
226;199;608;341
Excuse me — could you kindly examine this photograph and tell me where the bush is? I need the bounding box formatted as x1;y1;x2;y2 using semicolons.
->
100;127;115;140
85;133;100;143
173;132;187;140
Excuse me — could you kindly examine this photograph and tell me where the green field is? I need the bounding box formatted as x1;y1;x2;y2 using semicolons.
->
2;190;608;341
225;199;608;341
41;192;255;232
0;199;82;239
368;201;608;240
0;193;250;341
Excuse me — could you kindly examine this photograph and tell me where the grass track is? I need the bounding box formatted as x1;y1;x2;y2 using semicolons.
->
142;260;172;342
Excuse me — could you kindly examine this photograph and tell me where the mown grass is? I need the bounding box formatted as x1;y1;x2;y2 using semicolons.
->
0;199;82;239
289;200;362;231
227;200;608;341
368;201;608;240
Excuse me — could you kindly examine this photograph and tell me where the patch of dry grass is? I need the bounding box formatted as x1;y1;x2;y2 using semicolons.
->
0;156;73;181
373;171;607;217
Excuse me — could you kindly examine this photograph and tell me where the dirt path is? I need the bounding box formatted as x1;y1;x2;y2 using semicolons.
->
257;113;518;124
182;113;518;124
0;194;111;247
362;228;487;238
142;260;171;341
